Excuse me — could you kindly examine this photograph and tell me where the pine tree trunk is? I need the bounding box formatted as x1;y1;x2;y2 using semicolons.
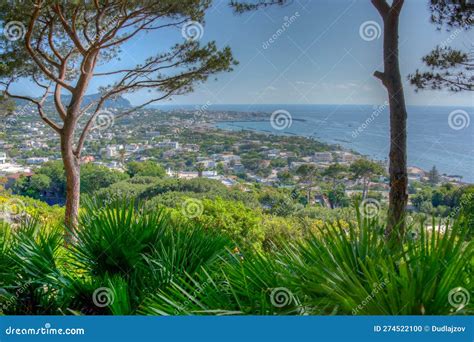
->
373;0;408;240
61;129;80;242
58;52;97;241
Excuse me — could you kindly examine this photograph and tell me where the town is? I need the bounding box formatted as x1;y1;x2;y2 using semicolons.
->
0;102;467;216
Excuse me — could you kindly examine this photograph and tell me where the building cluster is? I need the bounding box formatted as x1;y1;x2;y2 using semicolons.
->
0;106;467;196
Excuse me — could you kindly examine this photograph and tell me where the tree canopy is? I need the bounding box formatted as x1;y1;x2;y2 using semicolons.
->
409;1;473;91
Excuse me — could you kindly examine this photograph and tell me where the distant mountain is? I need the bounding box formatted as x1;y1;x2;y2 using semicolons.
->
14;93;131;109
53;93;132;109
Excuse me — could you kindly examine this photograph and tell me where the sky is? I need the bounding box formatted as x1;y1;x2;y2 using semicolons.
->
10;0;474;107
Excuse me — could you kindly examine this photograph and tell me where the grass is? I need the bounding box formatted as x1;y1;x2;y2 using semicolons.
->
0;199;472;315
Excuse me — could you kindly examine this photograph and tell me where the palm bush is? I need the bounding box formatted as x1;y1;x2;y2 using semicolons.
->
1;198;471;316
140;251;301;315
0;219;65;314
140;214;473;316
281;216;473;315
67;197;230;314
0;222;15;287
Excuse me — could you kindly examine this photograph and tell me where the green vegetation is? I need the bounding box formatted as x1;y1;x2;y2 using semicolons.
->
411;183;467;217
126;161;166;178
1;156;472;316
0;198;471;315
12;161;129;202
7;161;472;252
0;0;471;320
349;159;385;200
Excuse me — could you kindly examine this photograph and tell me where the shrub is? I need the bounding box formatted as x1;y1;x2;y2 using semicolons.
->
69;197;230;314
179;197;265;252
285;216;473;315
140;252;300;315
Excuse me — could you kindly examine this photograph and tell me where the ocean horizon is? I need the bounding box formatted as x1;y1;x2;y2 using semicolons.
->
167;104;474;183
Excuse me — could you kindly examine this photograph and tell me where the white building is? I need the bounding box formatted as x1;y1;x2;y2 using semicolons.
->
104;145;123;158
217;154;241;164
183;144;200;152
334;151;358;163
197;159;216;168
290;161;319;170
0;163;31;176
145;131;161;138
125;144;140;153
156;139;179;149
26;157;49;165
407;166;425;181
313;152;333;163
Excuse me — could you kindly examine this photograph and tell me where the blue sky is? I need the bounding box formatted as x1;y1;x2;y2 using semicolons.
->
12;0;474;107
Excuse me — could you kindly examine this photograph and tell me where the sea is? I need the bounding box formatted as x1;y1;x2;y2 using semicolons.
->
207;104;473;183
215;104;474;183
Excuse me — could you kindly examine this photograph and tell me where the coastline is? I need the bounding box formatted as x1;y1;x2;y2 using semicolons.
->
213;119;471;185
